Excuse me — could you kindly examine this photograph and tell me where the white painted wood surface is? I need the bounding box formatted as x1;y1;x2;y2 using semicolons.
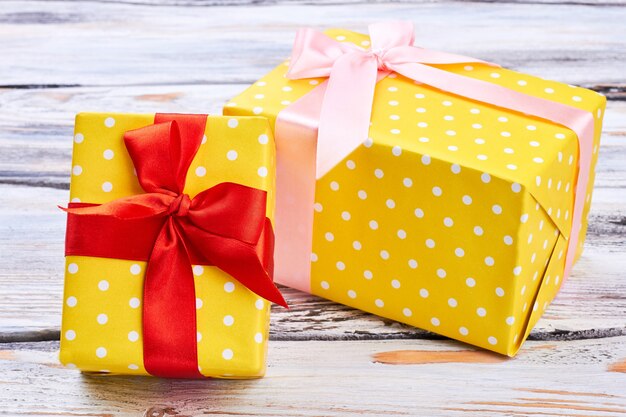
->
0;0;625;415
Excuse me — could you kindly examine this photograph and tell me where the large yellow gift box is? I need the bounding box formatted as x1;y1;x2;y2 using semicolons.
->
60;113;279;377
224;26;606;355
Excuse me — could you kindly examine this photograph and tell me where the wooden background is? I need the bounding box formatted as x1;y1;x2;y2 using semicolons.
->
1;1;625;415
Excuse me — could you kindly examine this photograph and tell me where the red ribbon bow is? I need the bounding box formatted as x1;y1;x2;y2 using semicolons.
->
63;114;286;378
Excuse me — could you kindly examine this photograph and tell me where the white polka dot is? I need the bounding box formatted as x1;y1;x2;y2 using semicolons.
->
129;297;140;308
197;332;202;342
68;263;79;274
97;313;108;325
74;133;84;143
417;122;428;128
196;298;203;309
380;250;390;260
403;178;413;187
492;205;502;215
101;182;113;192
369;220;379;230
421;155;431;165
104;117;115;128
98;280;109;291
392;146;402;156
195;166;207;177
96;347;107;358
375;299;384;308
464;65;474;71
346;160;356;169
527;125;537;131
341;211;351;221
66;296;77;307
485;257;495;266
477;307;487;317
431;317;440;326
495;287;505;297
257;166;268;177
320;280;330;290
459;327;469;336
488;336;498;345
415;93;425;99
103;149;114;160
128;331;139;342
462;195;473;205
352;240;362;250
481;173;491;183
504;147;514;154
358;190;367;200
314;202;323;212
128;364;139;370
397;229;407;239
506;316;515;326
325;232;334;241
253;107;263;115
511;183;522;193
347;290;357;299
226;150;238;161
445;130;456;136
390;129;401;135
386;199;396;209
255;299;264;310
330;181;339;191
436;268;446;278
400;307;412;317
472;123;483;129
254;332;263;344
374;168;384;178
336;261;345;271
72;165;82;176
474;226;484;236
254;94;265;99
416;107;426;113
408;259;418;269
451;164;461;174
414;208;424;218
258;134;269;144
513;266;523;276
432;186;442;197
506;164;517;170
130;264;141;275
391;279;401;289
223;315;235;326
363;270;373;280
364;137;373;147
419;137;430;143
201;135;207;144
466;277;476;287
419;288;429;298
222;349;234;360
192;265;204;276
65;330;76;341
572;96;582;102
455;248;465;257
490;72;501;78
448;298;458;308
443;217;454;227
224;281;235;293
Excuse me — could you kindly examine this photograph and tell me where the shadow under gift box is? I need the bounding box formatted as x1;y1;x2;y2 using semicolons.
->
60;113;276;377
224;28;606;356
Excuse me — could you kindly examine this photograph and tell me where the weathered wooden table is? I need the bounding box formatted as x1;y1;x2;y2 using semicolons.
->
1;1;625;416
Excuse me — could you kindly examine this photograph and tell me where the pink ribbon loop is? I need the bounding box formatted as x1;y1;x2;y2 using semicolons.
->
273;20;596;292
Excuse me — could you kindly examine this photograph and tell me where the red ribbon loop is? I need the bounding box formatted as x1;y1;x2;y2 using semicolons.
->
63;113;286;378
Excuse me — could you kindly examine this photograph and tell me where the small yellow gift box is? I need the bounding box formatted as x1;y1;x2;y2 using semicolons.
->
60;113;280;377
224;24;606;355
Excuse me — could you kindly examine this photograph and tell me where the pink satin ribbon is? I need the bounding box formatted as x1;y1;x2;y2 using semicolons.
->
273;21;595;293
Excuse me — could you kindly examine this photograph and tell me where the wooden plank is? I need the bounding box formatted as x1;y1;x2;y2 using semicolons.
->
0;1;625;86
0;85;625;189
1;338;626;416
0;180;624;339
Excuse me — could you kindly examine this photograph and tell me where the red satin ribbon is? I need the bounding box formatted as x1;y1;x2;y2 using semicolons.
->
63;113;286;378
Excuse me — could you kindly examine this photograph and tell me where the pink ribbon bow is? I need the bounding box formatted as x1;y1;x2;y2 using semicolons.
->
272;21;596;292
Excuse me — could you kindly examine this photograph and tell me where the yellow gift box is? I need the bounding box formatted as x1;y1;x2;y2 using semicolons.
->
59;113;276;377
224;28;606;355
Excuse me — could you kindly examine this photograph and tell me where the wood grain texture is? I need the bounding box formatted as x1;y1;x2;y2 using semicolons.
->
1;338;626;416
1;1;625;87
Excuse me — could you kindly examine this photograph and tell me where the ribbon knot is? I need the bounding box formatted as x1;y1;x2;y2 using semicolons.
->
168;193;191;217
369;48;389;70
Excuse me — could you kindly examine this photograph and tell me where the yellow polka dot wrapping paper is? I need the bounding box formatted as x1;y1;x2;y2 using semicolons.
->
224;28;606;356
60;113;276;377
